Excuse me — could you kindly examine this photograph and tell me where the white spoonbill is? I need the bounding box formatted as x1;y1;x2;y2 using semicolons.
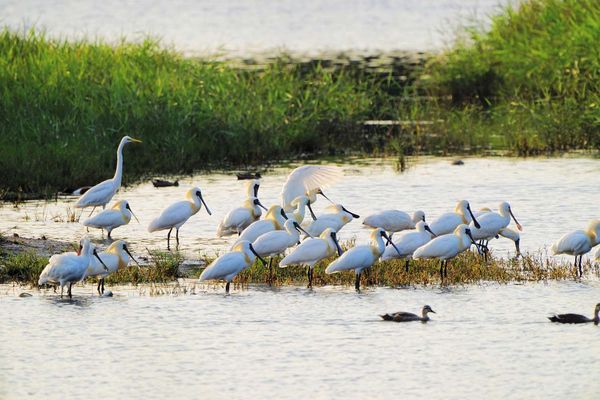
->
75;136;142;215
363;210;426;236
148;187;212;250
81;200;139;239
38;237;109;298
469;202;522;259
217;196;267;237
413;224;477;281
285;196;312;223
280;228;344;288
428;200;480;236
199;240;266;294
325;228;400;291
233;205;289;247
381;221;436;272
303;204;360;237
252;219;313;284
281;165;341;214
498;228;521;256
551;220;600;277
86;240;141;294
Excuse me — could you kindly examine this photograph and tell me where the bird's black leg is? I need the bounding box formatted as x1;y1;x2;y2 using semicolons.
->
404;259;410;273
444;260;448;278
167;228;173;250
578;255;583;278
225;282;230;294
268;258;273;286
175;228;180;249
355;272;361;292
68;282;73;298
307;268;313;288
88;206;96;217
101;279;105;294
97;279;101;295
439;260;444;281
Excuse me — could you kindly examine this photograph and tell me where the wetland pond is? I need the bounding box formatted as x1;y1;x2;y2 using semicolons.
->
1;157;600;399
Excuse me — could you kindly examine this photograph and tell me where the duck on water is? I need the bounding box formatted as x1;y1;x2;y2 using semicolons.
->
381;305;436;322
548;303;600;324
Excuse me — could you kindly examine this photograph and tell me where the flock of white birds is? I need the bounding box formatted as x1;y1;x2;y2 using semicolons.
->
37;136;600;297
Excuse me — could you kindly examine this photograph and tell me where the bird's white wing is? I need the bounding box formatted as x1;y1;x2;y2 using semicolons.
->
148;201;191;232
551;230;589;255
281;165;341;209
325;245;372;273
428;213;462;236
82;209;123;228
75;179;116;208
470;212;505;240
280;238;329;266
413;235;459;259
199;252;247;281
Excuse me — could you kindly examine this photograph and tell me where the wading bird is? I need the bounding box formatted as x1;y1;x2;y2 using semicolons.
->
86;240;140;294
38;237;109;298
252;219;312;284
199;241;266;294
285;196;312;223
381;221;436;272
325;228;400;291
233;205;289;246
303;204;360;237
470;202;522;260
428;200;480;236
280;228;344;288
281;165;341;217
82;200;139;239
217;180;265;237
548;303;600;324
75;136;142;215
148;187;212;250
363;210;426;237
413;224;477;282
551;220;600;277
380;305;436;322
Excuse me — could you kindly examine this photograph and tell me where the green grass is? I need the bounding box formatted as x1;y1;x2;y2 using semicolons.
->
1;0;599;196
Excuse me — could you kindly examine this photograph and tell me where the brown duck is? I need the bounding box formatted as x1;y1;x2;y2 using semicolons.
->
381;305;436;322
548;303;600;324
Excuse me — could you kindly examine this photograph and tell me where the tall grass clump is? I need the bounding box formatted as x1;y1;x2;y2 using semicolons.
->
412;0;600;153
0;29;382;195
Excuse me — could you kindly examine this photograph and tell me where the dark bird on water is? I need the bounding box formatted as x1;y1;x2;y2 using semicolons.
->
548;303;600;324
381;305;436;322
152;179;179;188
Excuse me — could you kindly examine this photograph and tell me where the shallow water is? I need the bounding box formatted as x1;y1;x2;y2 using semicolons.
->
1;157;599;262
3;0;507;55
1;281;599;399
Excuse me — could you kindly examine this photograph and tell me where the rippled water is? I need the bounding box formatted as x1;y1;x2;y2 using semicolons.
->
2;0;508;54
1;157;599;261
1;282;599;399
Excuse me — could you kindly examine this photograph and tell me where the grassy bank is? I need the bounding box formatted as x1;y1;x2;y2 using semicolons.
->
2;248;596;289
1;0;599;196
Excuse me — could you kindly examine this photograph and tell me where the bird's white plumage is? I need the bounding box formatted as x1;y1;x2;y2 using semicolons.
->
199;241;256;282
285;196;310;223
381;221;432;260
413;225;473;260
82;200;133;236
303;205;358;237
233;205;288;246
217;198;262;237
252;220;302;257
363;210;425;232
280;228;339;269
325;228;387;274
551;231;593;256
75;136;141;209
428;200;475;236
148;187;209;233
281;165;341;211
470;202;521;240
86;240;133;278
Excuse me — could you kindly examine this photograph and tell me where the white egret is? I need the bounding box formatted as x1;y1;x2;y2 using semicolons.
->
280;228;343;288
38;237;109;298
148;187;212;250
233;205;289;246
363;210;426;236
86;240;140;294
469;201;523;260
303;204;360;237
413;224;477;281
252;219;313;284
551;220;600;277
75;136;142;215
428;200;480;236
380;305;436;322
82;200;139;239
325;228;400;291
381;221;436;272
281;165;341;214
199;241;266;294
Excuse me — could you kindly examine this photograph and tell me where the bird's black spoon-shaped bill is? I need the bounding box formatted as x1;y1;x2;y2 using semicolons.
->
280;208;289;220
341;206;360;219
331;231;344;256
467;204;481;229
294;222;313;238
200;195;212;215
93;249;110;272
254;198;268;211
509;207;523;231
126;204;140;223
381;231;402;256
249;243;267;265
424;225;437;237
307;201;317;221
123;245;142;267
